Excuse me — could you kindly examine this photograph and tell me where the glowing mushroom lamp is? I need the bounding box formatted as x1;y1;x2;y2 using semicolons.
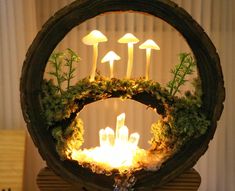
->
101;51;121;78
118;33;139;79
139;39;160;80
82;30;108;81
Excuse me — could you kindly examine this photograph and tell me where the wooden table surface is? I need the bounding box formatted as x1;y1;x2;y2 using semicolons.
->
37;167;201;191
0;129;26;191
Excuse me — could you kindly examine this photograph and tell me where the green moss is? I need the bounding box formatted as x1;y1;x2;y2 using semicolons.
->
41;51;210;162
51;116;84;159
150;95;209;154
41;76;172;125
42;76;209;159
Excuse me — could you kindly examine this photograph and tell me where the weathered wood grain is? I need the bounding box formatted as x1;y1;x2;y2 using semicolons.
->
20;0;225;190
37;167;200;191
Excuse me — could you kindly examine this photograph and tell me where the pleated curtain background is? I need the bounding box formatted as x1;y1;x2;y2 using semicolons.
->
0;0;234;191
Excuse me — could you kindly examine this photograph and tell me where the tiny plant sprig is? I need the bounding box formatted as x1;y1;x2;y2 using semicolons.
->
64;48;80;90
48;48;80;94
48;52;65;94
167;53;196;96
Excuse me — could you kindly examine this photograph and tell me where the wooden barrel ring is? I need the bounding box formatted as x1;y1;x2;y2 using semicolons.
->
20;0;225;190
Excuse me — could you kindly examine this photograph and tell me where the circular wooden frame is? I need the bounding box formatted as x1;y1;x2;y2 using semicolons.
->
20;0;225;190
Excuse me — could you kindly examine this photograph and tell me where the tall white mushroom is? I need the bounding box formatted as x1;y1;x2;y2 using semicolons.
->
139;39;160;80
82;30;108;81
118;33;139;79
101;51;121;78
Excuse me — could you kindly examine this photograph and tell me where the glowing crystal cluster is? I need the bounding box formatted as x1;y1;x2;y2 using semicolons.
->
68;113;148;172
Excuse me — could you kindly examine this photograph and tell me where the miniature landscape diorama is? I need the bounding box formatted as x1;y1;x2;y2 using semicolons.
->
41;28;210;188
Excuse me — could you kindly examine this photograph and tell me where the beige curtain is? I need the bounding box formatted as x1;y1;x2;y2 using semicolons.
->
0;0;234;190
0;0;45;191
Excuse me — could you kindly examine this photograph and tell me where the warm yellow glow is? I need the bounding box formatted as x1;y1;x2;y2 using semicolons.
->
118;33;139;79
139;39;160;80
116;113;125;126
105;127;115;146
101;51;121;78
116;113;125;141
99;128;107;147
118;125;129;144
82;30;108;46
129;133;140;147
67;113;153;172
66;113;168;174
82;30;108;81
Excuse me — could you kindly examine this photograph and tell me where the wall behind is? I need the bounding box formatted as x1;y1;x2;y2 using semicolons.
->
0;0;234;191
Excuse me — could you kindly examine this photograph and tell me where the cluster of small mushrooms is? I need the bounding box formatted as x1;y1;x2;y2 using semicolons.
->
82;30;160;81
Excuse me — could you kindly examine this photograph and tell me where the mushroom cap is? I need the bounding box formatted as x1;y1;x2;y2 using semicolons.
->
118;33;139;44
82;30;108;45
101;51;121;63
139;39;160;50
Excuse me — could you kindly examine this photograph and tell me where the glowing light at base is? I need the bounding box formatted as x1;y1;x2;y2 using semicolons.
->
67;113;149;172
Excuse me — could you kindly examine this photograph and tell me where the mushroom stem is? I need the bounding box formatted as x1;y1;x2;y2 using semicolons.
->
145;48;152;80
109;60;114;78
101;51;120;79
90;43;98;81
139;40;160;80
127;43;134;79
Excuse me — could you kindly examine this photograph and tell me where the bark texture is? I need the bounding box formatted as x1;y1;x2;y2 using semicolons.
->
20;0;225;190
